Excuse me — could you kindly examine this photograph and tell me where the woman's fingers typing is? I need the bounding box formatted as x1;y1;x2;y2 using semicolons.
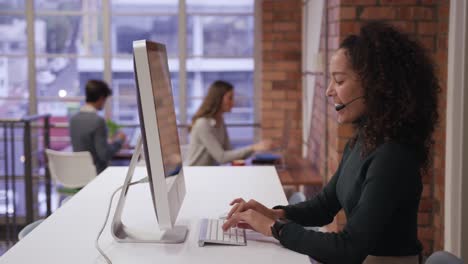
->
227;202;243;219
222;209;274;237
229;198;245;206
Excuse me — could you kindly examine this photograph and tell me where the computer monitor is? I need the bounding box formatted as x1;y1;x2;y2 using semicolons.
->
111;40;187;243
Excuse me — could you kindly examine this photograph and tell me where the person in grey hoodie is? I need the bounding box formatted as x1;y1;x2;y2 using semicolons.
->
69;80;127;173
184;80;272;166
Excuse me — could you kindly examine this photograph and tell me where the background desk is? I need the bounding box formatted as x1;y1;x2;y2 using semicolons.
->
0;166;310;264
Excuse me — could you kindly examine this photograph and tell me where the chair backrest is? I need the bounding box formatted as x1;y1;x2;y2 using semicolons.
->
425;251;463;264
45;149;97;189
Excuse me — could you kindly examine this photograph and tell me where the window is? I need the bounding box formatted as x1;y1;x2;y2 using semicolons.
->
0;0;257;146
34;1;103;119
185;0;255;145
0;3;28;118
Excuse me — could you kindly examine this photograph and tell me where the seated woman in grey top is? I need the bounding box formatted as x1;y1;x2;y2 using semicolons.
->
185;80;272;166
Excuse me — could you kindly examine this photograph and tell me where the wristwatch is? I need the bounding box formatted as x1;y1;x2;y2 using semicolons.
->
271;218;290;240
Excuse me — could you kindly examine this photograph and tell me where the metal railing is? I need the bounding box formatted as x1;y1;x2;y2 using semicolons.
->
49;122;261;148
0;114;52;247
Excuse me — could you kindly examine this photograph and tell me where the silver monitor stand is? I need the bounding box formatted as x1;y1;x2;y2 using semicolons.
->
111;135;188;243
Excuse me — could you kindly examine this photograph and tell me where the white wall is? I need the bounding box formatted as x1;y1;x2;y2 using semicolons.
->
302;0;324;157
445;0;468;259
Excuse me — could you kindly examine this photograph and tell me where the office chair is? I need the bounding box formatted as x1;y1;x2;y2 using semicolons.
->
45;149;97;198
425;251;463;264
18;219;44;240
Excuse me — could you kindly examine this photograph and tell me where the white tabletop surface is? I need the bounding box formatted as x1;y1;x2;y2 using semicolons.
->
0;166;310;264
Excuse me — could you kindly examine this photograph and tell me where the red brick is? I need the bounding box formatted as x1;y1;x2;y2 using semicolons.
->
262;129;282;138
340;0;376;5
262;32;276;41
271;80;299;90
418;227;433;240
272;1;299;11
438;4;449;20
262;101;273;110
389;21;415;34
437;36;448;54
418;212;431;225
433;210;441;228
262;81;272;90
262;42;273;52
263;12;273;22
273;22;300;32
263;71;287;81
286;90;301;99
273;41;301;51
420;239;433;256
339;21;361;35
417;22;438;35
340;7;356;20
273;12;295;21
421;0;437;4
419;36;435;52
262;1;273;11
263;23;274;33
263;109;283;119
422;184;431;197
438;21;449;34
419;199;434;212
381;0;417;4
282;33;302;42
283;101;299;110
396;7;434;20
360;7;397;20
272;33;287;41
264;62;300;72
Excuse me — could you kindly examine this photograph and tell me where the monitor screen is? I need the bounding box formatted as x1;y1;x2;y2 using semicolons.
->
146;43;181;177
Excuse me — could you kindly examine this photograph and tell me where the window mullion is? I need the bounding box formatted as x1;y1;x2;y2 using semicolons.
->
26;0;37;115
179;0;187;126
102;0;112;119
253;0;261;142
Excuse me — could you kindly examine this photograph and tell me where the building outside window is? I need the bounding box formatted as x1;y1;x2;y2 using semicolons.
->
0;0;256;147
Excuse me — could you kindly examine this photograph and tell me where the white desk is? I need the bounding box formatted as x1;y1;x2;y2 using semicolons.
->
0;166;310;264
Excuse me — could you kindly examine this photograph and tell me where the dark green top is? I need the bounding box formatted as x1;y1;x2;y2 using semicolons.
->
275;138;422;264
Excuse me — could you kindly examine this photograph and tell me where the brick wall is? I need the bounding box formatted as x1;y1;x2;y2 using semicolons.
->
299;0;449;256
261;0;302;159
432;0;449;252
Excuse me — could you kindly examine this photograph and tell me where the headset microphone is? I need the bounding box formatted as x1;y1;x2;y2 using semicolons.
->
335;96;364;111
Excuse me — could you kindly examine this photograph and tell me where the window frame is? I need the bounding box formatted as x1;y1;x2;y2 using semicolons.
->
0;0;260;145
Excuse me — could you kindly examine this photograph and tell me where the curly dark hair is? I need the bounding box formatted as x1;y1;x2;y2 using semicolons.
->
340;21;440;174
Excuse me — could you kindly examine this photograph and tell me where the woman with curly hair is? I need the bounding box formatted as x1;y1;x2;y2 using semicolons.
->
222;21;439;264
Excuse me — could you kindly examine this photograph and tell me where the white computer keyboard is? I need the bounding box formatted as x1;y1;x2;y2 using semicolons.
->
198;218;247;247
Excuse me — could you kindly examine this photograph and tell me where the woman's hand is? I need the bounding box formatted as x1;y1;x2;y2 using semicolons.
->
252;139;273;152
227;198;285;221
222;209;275;237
